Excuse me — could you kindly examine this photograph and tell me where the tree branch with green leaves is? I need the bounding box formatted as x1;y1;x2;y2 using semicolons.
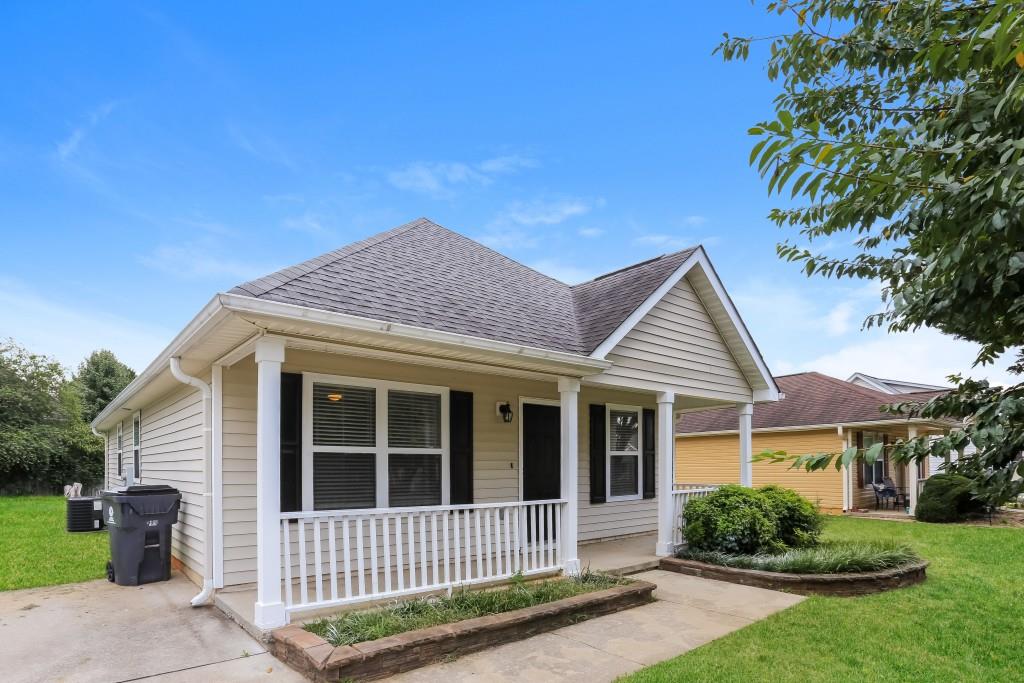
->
721;0;1024;507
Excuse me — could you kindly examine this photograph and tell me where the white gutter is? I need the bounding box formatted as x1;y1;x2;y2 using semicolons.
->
169;357;216;607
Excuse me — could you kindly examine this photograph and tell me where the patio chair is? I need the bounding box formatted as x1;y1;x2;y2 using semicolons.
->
871;482;899;510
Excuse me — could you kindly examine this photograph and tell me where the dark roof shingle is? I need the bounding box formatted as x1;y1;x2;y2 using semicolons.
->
676;372;948;434
228;218;696;355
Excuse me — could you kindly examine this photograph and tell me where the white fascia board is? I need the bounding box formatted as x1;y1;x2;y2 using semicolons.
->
219;293;612;374
676;416;952;438
589;247;780;400
91;295;228;431
846;372;897;394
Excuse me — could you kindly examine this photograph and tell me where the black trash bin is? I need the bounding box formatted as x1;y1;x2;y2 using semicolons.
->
102;485;181;586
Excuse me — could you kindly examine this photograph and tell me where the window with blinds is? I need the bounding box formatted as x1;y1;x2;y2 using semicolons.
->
309;378;448;510
607;407;641;500
388;453;442;506
313;384;376;447
314;452;376;510
388;390;441;448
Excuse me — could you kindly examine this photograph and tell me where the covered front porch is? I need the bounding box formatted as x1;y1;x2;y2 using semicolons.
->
215;335;746;631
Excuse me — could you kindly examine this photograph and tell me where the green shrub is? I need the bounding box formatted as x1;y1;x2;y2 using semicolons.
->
683;485;784;554
758;484;822;548
678;540;920;574
916;473;986;523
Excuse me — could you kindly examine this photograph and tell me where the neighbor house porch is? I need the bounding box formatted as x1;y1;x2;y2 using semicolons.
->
212;335;744;631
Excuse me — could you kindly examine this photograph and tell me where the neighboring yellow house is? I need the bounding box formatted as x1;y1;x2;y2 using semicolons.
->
676;372;951;515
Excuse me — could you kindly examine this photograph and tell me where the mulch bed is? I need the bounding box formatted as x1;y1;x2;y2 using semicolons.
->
271;580;655;682
659;557;927;597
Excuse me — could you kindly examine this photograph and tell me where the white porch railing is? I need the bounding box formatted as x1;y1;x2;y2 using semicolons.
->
279;499;565;616
671;486;719;546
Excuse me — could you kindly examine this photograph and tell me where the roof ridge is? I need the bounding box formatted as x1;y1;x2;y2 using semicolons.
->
229;218;432;298
571;246;697;290
805;371;902;402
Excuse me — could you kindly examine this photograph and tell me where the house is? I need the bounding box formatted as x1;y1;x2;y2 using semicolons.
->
90;218;778;630
846;372;949;396
675;372;953;515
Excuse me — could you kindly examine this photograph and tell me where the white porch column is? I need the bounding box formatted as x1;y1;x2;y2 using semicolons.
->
907;425;919;515
655;390;676;557
558;377;581;576
254;337;286;629
739;403;753;487
840;427;851;512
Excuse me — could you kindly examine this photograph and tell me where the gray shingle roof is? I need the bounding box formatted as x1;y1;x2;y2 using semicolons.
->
228;218;697;355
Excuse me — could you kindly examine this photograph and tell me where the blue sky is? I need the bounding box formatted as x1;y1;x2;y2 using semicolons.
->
0;2;1012;384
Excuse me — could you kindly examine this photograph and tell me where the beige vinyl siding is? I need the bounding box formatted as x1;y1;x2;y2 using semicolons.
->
677;429;847;512
600;275;752;403
135;384;207;579
577;385;657;542
220;349;662;587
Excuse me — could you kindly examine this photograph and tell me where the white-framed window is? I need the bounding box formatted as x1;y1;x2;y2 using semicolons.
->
303;373;449;510
132;411;142;479
116;422;124;479
861;430;886;486
606;404;642;501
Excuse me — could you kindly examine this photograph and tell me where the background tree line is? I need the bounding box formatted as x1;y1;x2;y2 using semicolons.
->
0;340;135;494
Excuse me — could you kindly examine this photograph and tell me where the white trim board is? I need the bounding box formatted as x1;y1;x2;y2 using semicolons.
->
676;417;953;438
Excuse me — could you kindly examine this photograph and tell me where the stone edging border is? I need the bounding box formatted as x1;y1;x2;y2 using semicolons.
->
270;580;655;682
659;557;928;596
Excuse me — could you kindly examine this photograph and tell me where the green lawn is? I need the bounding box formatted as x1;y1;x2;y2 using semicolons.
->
0;496;109;591
624;517;1022;683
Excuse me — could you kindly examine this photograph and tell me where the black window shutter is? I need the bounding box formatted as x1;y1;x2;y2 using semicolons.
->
642;408;656;499
589;404;606;504
280;372;303;512
450;391;474;504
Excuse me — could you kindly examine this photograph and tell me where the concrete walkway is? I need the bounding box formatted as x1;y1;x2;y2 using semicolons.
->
388;569;804;682
0;573;303;683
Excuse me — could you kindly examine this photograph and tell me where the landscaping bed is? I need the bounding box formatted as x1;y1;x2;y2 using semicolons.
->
271;574;654;682
661;555;927;596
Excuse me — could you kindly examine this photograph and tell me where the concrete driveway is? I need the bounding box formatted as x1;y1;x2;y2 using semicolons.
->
0;573;303;683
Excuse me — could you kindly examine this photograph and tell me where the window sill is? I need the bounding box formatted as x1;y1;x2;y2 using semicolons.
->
606;494;642;503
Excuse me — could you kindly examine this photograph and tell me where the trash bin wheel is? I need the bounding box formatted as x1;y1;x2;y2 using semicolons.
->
106;560;115;583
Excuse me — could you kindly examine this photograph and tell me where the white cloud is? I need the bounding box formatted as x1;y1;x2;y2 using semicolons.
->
283;212;332;236
56;101;118;162
683;215;707;226
733;277;1018;387
140;242;276;281
477;154;538;174
824;300;856;336
501;198;591;226
0;278;172;374
783;328;1018;387
528;259;599;285
226;122;296;170
387;154;538;199
477;197;595;250
633;233;693;251
578;227;605;238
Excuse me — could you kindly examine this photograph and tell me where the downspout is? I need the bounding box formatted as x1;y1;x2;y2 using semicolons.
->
169;357;216;607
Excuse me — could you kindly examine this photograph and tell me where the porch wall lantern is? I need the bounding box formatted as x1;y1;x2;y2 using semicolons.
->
496;402;514;423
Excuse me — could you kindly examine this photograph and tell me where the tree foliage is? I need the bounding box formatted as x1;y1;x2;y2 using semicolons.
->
0;340;105;493
723;0;1024;504
74;349;135;424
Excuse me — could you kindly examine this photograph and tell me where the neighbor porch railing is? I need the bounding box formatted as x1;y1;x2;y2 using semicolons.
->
279;499;566;616
671;486;719;546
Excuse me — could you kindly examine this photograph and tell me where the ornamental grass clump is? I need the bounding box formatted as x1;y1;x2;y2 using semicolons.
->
305;570;624;647
679;540;920;575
